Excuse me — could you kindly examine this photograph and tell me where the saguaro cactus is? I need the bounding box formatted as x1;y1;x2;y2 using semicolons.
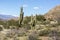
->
19;7;24;27
31;14;37;29
31;14;33;29
33;14;37;28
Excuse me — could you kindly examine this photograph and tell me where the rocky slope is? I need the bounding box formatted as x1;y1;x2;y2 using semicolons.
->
44;5;60;21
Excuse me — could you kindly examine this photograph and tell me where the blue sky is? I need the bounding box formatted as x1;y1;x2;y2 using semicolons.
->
0;0;60;16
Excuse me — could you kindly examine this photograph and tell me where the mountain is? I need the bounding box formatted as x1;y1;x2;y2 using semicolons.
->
44;5;60;21
0;14;18;20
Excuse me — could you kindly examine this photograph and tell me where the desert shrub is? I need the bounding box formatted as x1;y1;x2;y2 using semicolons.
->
3;24;10;29
39;29;51;36
7;19;19;27
36;15;46;21
0;20;5;25
17;32;26;37
48;30;60;37
13;37;19;40
23;16;31;24
17;28;27;37
28;35;39;40
38;20;50;25
0;26;3;31
28;30;39;40
23;24;31;30
3;37;8;40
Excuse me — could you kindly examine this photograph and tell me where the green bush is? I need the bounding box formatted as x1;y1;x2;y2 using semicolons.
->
39;29;51;36
36;15;46;21
0;27;3;31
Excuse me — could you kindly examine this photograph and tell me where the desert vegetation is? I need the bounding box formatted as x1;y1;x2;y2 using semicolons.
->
0;6;60;40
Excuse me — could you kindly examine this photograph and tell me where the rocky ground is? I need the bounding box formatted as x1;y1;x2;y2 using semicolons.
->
0;23;60;40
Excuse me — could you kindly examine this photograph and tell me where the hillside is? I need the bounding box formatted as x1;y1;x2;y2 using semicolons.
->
44;5;60;21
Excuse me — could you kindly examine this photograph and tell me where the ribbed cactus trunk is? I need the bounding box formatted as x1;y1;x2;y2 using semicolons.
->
34;14;37;24
34;14;37;29
31;14;33;29
19;7;24;27
31;14;37;30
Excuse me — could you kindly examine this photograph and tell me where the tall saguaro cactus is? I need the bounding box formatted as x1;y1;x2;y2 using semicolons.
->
19;7;24;27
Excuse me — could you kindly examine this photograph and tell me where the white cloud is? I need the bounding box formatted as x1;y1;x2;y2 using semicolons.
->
33;7;40;10
23;4;28;8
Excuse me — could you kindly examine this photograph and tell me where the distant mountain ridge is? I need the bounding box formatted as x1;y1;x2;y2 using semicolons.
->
0;14;18;20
